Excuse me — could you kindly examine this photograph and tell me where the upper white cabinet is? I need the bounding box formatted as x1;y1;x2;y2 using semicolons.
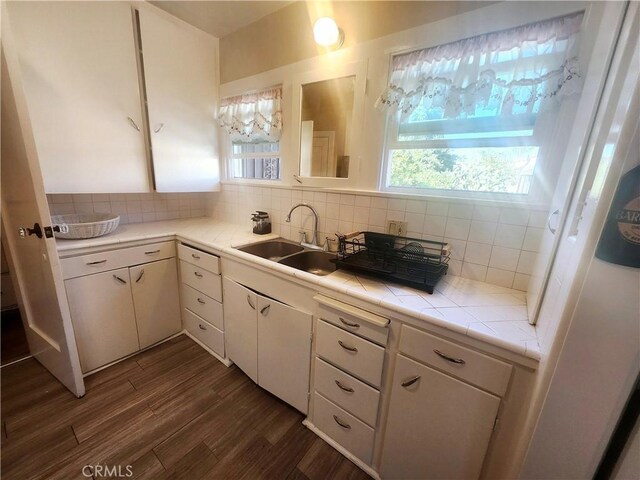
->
139;9;220;192
7;2;150;193
6;3;220;194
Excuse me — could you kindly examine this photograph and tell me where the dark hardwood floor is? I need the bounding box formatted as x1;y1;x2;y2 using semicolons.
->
1;308;30;366
0;334;370;480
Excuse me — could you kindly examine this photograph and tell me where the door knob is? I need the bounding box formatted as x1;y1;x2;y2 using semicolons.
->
19;223;43;239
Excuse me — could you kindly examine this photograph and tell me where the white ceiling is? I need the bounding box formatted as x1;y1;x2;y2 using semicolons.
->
150;1;292;38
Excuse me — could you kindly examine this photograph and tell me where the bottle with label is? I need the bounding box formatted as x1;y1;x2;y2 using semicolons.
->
595;164;640;268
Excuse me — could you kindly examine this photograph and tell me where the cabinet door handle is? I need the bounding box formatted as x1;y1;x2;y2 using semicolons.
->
547;209;560;235
192;253;200;260
113;275;127;285
153;123;165;133
86;260;107;266
335;380;354;393
338;340;358;353
144;249;160;255
339;317;360;329
135;270;144;283
247;295;255;310
197;298;206;305
198;324;207;331
333;415;351;430
433;349;466;365
127;116;141;132
401;375;421;388
194;271;203;278
260;305;270;316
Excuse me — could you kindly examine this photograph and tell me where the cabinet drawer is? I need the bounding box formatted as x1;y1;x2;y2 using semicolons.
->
178;244;220;274
400;325;512;397
182;284;223;330
317;300;389;346
180;260;222;301
316;320;385;388
183;308;224;358
313;392;375;465
61;241;175;279
314;357;380;427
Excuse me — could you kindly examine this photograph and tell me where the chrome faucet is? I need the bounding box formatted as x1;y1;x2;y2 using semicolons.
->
286;203;323;251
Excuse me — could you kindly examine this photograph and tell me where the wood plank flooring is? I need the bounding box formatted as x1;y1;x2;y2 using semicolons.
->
0;334;370;480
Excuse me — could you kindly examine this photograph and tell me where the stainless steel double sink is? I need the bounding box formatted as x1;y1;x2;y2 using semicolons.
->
236;239;337;276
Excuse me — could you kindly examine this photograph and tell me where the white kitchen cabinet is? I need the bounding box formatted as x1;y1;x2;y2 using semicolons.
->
6;2;150;193
223;277;312;413
257;296;312;413
138;9;219;192
64;244;181;373
223;277;258;382
65;268;140;372
131;258;181;349
380;354;501;480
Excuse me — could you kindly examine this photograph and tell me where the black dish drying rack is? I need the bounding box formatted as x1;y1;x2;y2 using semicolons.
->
334;232;450;294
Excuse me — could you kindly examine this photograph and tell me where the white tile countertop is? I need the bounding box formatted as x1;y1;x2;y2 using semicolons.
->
55;217;540;362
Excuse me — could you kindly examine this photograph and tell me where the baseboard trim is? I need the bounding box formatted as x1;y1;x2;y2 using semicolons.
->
184;330;233;367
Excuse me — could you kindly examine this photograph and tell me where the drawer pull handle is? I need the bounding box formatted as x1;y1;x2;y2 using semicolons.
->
192;253;201;260
333;415;351;430
135;270;144;283
434;349;466;365
197;298;206;305
335;380;354;393
338;340;358;353
86;260;107;265
247;295;255;310
339;317;360;329
260;305;270;316
401;375;421;388
194;271;203;278
145;249;161;255
113;275;127;285
198;324;207;331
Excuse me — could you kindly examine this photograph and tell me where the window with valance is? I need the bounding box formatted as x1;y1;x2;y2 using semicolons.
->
218;86;283;180
377;12;585;196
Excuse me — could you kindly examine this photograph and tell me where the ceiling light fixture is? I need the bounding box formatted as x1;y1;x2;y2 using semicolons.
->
313;17;344;48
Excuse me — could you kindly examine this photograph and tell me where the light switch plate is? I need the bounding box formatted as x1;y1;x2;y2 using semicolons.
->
387;220;407;236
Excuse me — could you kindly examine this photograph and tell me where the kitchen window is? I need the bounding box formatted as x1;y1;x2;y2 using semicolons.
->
219;86;282;180
378;12;584;200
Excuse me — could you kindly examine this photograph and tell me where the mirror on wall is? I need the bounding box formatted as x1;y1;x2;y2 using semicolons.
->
299;76;355;178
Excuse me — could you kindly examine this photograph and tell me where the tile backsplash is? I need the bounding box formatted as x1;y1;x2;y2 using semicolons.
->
212;185;549;292
47;192;215;225
47;186;548;292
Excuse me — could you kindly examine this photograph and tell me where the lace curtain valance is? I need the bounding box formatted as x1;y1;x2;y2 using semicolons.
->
218;86;282;143
376;12;585;120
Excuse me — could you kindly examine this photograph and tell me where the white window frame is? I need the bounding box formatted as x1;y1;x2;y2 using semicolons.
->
228;141;282;182
380;27;581;206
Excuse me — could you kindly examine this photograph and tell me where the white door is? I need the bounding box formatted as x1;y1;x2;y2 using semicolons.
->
380;355;500;480
65;268;139;373
223;277;258;382
257;296;312;413
138;7;219;192
131;258;181;349
311;131;336;176
526;2;628;322
0;16;84;396
6;1;150;193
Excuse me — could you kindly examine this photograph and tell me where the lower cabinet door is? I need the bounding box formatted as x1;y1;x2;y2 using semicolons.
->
130;258;181;349
223;277;258;382
65;268;139;372
257;296;312;413
380;354;500;480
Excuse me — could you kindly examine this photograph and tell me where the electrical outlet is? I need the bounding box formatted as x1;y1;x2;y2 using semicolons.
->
387;220;408;236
